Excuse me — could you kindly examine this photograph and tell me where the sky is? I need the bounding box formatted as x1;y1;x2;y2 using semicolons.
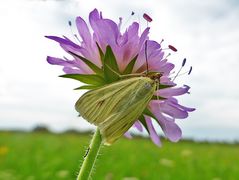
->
0;0;239;142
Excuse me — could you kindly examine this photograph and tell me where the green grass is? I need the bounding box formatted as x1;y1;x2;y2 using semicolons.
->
0;131;238;180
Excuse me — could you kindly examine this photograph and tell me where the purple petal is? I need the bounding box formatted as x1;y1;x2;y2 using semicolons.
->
115;22;141;70
139;27;150;48
150;103;182;142
76;16;92;47
89;9;119;51
157;85;190;98
63;67;84;74
168;98;196;112
45;36;80;49
124;131;133;139
46;36;90;59
158;63;175;75
160;76;176;86
127;22;139;41
134;40;163;72
132;28;150;72
89;9;101;22
134;121;143;132
47;56;93;74
160;101;188;119
145;116;161;146
47;56;74;67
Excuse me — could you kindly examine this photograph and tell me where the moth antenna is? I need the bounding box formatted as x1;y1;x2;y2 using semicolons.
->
156;79;160;101
145;40;149;74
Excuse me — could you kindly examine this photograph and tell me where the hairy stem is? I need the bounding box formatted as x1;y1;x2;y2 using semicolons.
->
77;128;102;180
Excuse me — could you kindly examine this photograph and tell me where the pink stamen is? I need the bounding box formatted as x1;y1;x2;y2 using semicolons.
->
143;13;153;22
168;45;177;52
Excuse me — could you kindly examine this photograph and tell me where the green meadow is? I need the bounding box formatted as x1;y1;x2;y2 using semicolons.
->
0;131;238;180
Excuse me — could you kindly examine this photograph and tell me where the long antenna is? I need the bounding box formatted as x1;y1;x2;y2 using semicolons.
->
145;40;149;74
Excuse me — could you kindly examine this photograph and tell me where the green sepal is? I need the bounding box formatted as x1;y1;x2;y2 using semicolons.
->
143;108;163;129
143;108;158;121
158;84;174;89
138;115;150;134
104;46;120;73
103;45;120;83
68;51;103;76
96;42;104;65
74;85;99;90
122;54;138;74
151;95;167;100
104;67;120;83
59;74;105;86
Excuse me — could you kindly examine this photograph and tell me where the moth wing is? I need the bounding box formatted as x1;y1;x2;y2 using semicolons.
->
75;77;140;123
75;77;156;145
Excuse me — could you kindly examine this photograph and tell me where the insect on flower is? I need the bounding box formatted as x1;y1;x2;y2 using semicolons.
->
46;9;195;146
75;69;165;145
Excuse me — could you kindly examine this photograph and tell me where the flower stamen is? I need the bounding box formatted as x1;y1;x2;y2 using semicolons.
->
188;66;193;75
121;11;135;30
143;13;153;28
68;20;81;44
172;58;186;81
168;45;178;52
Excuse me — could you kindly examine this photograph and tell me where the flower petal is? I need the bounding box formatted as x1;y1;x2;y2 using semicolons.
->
76;16;92;47
89;9;119;51
47;56;93;74
45;36;80;49
150;103;182;142
169;98;196;112
47;56;74;67
63;67;83;74
124;131;133;139
145;116;161;146
157;85;190;98
160;101;188;119
134;120;143;132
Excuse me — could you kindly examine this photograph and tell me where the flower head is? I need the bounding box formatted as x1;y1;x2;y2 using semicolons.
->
46;9;195;146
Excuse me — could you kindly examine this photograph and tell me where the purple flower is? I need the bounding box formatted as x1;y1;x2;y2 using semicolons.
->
46;9;195;146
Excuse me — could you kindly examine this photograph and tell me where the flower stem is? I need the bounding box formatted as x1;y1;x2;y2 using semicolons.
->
77;128;102;180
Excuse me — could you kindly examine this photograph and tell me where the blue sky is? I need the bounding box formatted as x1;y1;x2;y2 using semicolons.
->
0;0;239;141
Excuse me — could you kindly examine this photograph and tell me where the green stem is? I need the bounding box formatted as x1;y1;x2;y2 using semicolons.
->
77;128;102;180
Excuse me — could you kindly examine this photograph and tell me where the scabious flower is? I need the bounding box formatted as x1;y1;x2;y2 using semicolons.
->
46;8;195;146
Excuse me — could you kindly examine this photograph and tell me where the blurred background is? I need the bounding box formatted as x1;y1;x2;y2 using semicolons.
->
0;0;239;179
